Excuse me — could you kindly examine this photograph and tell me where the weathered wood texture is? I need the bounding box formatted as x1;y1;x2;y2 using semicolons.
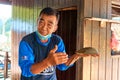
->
82;0;120;80
11;0;120;80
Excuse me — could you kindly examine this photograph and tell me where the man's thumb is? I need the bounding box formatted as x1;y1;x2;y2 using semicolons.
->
50;45;58;53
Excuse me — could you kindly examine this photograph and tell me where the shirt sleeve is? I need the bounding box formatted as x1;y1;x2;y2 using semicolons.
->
19;41;36;77
56;39;73;71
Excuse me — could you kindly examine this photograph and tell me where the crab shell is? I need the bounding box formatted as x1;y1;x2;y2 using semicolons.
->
76;47;98;54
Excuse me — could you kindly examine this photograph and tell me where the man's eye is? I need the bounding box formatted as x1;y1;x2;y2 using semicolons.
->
39;21;44;25
48;24;53;28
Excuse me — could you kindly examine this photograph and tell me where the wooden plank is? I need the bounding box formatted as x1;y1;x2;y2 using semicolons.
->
59;0;66;7
106;0;112;77
118;58;120;80
105;23;112;80
76;0;84;80
52;0;59;8
66;0;71;5
35;0;43;8
25;1;30;35
112;5;120;9
33;0;39;31
112;14;120;17
28;0;31;33
98;0;107;80
100;0;107;18
98;23;106;80
72;0;77;5
84;17;120;24
12;0;20;79
91;21;99;80
90;0;100;79
99;5;111;80
92;0;100;17
52;0;57;7
21;0;27;36
84;0;92;17
42;0;48;8
47;0;53;7
35;0;42;28
16;1;20;79
112;58;118;80
11;2;16;79
83;0;92;80
17;1;22;79
57;7;77;11
83;20;92;80
19;0;23;39
107;0;112;19
112;1;120;6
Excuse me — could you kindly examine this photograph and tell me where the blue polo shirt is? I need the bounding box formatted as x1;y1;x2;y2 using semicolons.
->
19;32;69;80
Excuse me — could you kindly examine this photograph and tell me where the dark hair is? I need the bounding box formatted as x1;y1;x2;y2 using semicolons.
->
39;7;60;21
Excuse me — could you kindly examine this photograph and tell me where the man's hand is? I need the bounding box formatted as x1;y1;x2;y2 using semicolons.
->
65;53;88;66
65;52;99;66
65;54;80;66
46;45;68;66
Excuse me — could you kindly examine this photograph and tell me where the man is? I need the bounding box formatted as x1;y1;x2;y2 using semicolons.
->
19;7;89;80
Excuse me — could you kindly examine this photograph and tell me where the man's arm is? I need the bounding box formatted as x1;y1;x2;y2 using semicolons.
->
31;45;68;74
19;41;68;76
19;41;35;77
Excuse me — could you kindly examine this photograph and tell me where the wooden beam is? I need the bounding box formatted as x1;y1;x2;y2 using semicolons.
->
112;5;120;9
57;6;77;11
112;14;120;17
112;1;120;6
84;17;120;24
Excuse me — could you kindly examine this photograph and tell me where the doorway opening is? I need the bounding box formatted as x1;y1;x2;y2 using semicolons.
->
56;7;77;80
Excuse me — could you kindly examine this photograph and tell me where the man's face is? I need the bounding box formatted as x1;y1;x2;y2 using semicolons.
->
37;14;58;36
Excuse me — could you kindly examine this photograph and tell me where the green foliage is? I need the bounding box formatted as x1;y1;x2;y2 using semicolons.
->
5;18;12;32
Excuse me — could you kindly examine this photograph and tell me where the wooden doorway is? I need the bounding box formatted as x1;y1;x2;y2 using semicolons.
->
56;8;77;80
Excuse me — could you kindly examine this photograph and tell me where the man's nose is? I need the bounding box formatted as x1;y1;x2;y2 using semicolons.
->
42;24;47;30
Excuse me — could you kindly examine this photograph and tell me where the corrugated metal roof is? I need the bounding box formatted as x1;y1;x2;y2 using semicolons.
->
0;0;11;5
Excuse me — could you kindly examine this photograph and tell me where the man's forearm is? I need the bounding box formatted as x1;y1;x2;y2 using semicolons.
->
30;58;51;74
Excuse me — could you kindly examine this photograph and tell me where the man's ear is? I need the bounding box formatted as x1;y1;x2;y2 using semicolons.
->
53;25;58;32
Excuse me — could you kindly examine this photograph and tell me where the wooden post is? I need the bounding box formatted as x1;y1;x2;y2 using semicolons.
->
4;52;8;79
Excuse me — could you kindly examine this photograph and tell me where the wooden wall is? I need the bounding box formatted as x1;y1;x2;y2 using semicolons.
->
81;0;120;80
11;0;120;80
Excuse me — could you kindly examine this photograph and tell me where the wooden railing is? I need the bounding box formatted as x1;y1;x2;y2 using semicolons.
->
4;52;9;78
0;51;11;79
